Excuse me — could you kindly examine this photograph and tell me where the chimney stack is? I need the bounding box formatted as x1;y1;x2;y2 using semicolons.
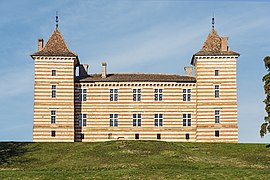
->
102;62;107;78
79;64;89;78
221;37;228;51
184;66;193;76
38;38;44;51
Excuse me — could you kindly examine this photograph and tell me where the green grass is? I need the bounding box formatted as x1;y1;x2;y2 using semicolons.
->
0;141;270;179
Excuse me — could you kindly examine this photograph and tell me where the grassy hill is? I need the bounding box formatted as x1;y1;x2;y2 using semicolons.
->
0;141;270;179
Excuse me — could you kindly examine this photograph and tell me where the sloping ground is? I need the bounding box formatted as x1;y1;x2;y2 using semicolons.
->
0;141;269;179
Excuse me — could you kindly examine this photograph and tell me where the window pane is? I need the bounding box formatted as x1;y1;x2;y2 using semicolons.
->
114;119;118;126
183;119;186;126
187;89;191;93
133;114;136;118
110;119;113;126
114;114;118;118
154;94;158;101
183;114;186;118
110;89;113;93
188;114;191;118
188;119;191;126
110;114;113;118
114;89;118;93
138;114;141;118
159;119;163;126
83;114;87;118
133;89;136;93
183;89;186;93
138;89;141;93
138;94;141;101
133;119;136;126
155;119;158;126
138;119;141;126
159;89;162;93
155;89;158;93
155;114;158;118
183;94;186;101
159;114;163;118
115;94;118;101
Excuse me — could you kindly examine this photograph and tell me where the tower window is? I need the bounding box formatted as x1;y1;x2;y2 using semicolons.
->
78;114;87;127
157;133;161;140
51;130;56;137
110;114;118;127
154;89;162;101
185;133;190;140
133;114;142;126
133;89;141;101
183;114;191;126
183;89;191;101
215;70;219;76
215;110;220;124
135;133;139;140
52;70;56;76
79;89;87;102
215;85;220;98
51;110;56;124
110;89;118;101
215;130;220;137
52;85;56;98
154;114;163;127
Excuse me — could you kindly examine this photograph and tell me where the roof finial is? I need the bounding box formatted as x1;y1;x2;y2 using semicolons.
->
56;11;59;28
212;13;215;30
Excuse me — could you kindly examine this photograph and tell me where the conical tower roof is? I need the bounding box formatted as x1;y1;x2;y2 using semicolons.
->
31;27;77;57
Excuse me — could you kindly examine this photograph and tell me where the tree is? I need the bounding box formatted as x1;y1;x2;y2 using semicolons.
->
261;56;270;138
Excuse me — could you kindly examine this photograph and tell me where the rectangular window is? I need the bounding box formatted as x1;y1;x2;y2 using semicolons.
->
154;114;163;127
133;114;142;126
215;70;219;76
215;110;220;124
110;89;118;101
135;133;139;140
183;89;191;101
51;110;56;124
79;89;87;101
52;70;56;76
133;89;141;101
215;85;220;98
51;130;56;137
110;114;118;127
108;133;112;139
52;85;56;98
81;133;84;139
157;133;161;140
78;114;87;127
185;133;190;140
215;130;220;137
154;89;162;101
183;113;192;126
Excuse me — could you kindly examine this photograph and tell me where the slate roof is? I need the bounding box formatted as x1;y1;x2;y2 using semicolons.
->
76;73;196;83
31;27;77;57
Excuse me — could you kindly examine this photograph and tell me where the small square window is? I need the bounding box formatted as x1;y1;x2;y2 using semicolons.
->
135;133;139;140
185;133;190;140
215;130;220;137
51;130;56;137
52;70;56;76
157;133;161;140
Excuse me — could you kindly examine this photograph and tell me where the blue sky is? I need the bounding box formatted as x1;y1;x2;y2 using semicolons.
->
0;0;269;143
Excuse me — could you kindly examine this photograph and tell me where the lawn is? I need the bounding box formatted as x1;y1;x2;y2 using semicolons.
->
0;141;269;179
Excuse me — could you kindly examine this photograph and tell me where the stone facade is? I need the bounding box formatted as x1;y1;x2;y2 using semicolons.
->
31;20;240;142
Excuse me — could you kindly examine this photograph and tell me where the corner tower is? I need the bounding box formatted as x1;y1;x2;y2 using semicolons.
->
31;18;79;142
191;18;240;142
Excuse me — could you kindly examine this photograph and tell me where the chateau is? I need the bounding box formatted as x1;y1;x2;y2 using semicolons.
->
31;17;240;142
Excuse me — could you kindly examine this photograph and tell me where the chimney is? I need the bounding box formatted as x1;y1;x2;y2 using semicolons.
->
38;38;44;51
221;37;228;51
184;66;193;76
102;62;107;78
79;64;89;78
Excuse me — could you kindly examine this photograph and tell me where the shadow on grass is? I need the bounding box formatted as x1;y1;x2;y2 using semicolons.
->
0;142;31;165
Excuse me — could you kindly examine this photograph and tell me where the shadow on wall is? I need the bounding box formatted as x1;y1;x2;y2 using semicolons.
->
0;142;31;165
